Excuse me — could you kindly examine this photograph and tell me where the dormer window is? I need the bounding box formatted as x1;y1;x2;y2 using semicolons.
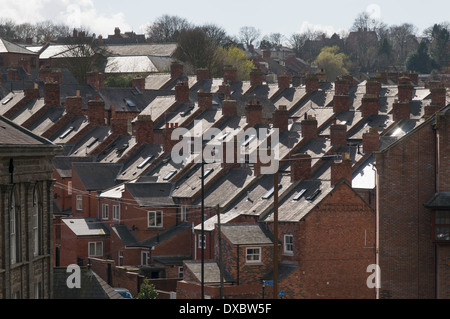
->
434;211;450;242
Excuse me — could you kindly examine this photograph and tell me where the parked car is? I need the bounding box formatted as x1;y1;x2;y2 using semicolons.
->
114;288;133;299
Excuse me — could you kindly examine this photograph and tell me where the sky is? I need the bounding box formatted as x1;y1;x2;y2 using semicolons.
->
0;0;449;41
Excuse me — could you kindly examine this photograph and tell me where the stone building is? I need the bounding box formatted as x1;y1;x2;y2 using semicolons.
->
0;115;60;298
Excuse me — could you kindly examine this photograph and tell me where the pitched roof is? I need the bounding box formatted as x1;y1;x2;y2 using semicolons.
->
0;38;37;55
125;182;175;207
72;162;122;191
220;223;273;245
183;260;234;284
52;156;94;178
103;43;177;57
0;114;54;146
62;217;110;236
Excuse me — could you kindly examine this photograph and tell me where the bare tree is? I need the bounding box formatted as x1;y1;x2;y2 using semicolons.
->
146;14;192;43
238;26;261;49
389;23;418;65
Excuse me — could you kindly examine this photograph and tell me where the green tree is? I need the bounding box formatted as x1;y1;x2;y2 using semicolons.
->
405;41;436;73
212;45;255;81
136;279;158;299
430;24;450;69
314;46;349;81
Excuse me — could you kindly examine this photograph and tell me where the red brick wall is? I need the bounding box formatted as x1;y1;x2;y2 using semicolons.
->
375;120;437;299
437;245;450;298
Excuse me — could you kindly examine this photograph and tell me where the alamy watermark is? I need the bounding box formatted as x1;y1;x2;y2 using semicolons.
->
170;120;280;174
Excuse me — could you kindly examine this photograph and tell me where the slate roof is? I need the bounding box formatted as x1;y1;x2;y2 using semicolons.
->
53;267;123;299
0;114;53;145
52;156;94;178
102;43;178;57
183;260;234;284
0;38;37;55
424;192;450;209
220;223;273;245
72;162;122;191
125;182;176;207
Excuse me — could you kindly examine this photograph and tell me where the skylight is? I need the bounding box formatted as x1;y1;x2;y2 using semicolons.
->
306;189;321;201
2;97;13;105
86;138;98;148
124;98;136;108
242;134;256;146
137;156;153;169
163;170;177;181
262;184;282;199
200;168;214;179
59;126;74;139
293;189;307;201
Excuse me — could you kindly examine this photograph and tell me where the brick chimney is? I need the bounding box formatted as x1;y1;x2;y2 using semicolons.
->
331;153;352;186
132;115;153;144
292;75;302;87
277;74;291;90
246;100;263;127
170;62;184;78
110;117;130;136
39;68;62;84
44;81;60;107
430;84;447;107
218;81;231;99
273;105;289;133
330;123;347;147
223;65;237;83
361;94;379;117
290;153;312;182
397;76;413;102
334;77;350;96
198;90;213;110
301;115;318;140
305;74;319;94
196;68;210;82
163;123;180;152
24;85;40;100
333;95;350;113
362;127;380;154
250;69;264;87
392;100;410;122
87;99;107;126
65;94;83;116
222;135;240;169
86;71;105;91
262;50;271;59
222;99;237;117
175;80;190;103
366;79;381;97
132;77;145;93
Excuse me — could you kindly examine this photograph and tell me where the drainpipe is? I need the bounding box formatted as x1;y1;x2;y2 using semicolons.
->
372;163;379;299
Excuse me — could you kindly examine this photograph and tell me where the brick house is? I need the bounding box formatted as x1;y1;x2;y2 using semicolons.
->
0;38;38;73
375;106;450;299
0;115;61;299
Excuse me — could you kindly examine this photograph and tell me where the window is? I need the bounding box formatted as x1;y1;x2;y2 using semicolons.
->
141;251;150;265
88;242;103;257
178;267;184;279
102;204;109;220
32;188;41;257
76;195;83;211
198;234;206;249
118;251;123;266
10;192;18;264
435;211;450;241
147;211;163;228
246;247;261;263
284;235;294;255
113;205;120;221
67;181;72;196
180;206;187;222
163;170;177;181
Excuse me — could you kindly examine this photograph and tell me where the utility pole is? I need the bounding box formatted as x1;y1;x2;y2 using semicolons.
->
201;161;205;299
217;205;224;299
273;171;279;299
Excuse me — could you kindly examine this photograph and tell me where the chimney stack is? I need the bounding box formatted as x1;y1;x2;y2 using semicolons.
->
262;49;271;59
223;65;237;83
111;117;130;136
366;79;381;97
273;105;289;132
132;77;145;93
277;74;291;90
397;76;414;102
330;152;352;186
87;99;107;126
196;68;210;82
330;123;347;147
197;90;213;110
305;74;319;94
290;153;312;182
175;80;190;103
246;100;263;127
86;71;105;91
222;99;237;117
44;81;60;107
132;115;153;144
301;115;318;140
250;69;264;87
170;62;184;78
334;77;350;96
218;81;231;99
361;94;379;117
430;84;447;107
392;100;410;122
362;127;380;154
333;95;350;113
65;95;83;116
292;75;302;87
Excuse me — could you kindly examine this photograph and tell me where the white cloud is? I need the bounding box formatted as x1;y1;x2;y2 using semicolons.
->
0;0;130;37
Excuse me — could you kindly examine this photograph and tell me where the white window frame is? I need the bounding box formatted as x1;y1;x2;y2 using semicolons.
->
118;251;123;266
76;195;83;211
113;205;120;221
102;204;109;220
67;181;72;196
284;234;294;255
180;206;187;222
141;251;150;265
10;194;17;265
147;211;163;228
246;247;261;263
88;241;103;257
198;234;206;249
178;266;184;279
32;188;39;257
